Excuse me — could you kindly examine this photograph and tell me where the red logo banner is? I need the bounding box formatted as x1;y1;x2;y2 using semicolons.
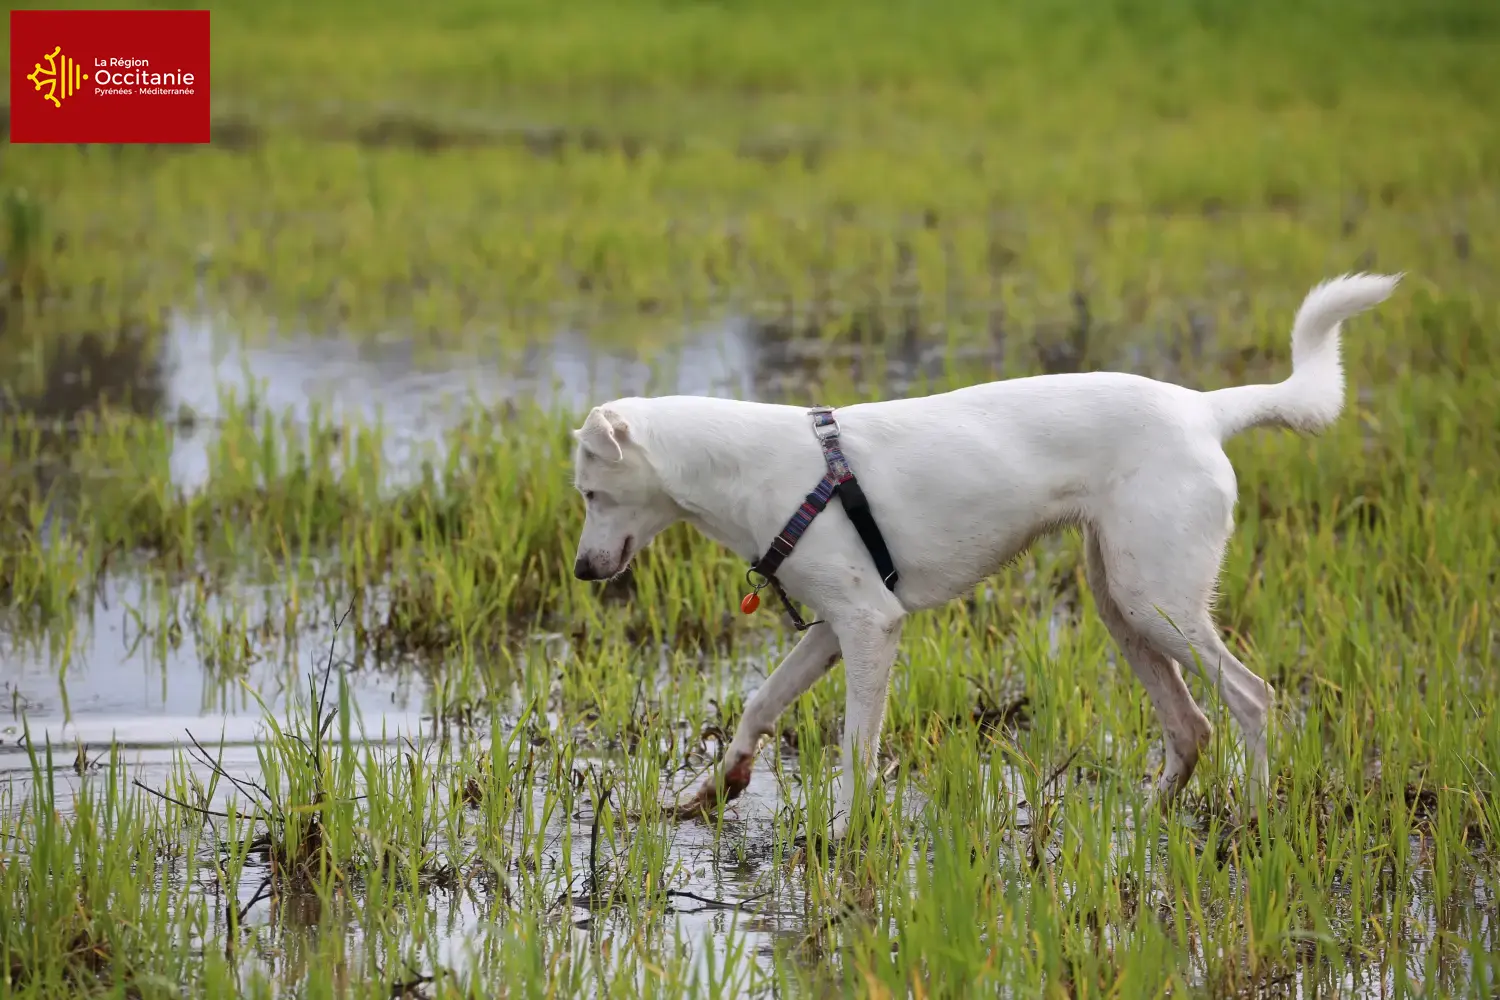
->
10;9;211;144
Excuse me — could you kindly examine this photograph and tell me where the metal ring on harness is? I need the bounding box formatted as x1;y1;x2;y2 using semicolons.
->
740;567;769;614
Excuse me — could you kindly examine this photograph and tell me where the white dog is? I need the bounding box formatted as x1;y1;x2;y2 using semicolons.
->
569;272;1401;840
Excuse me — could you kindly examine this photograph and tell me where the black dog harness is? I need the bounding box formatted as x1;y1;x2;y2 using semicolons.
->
740;406;900;630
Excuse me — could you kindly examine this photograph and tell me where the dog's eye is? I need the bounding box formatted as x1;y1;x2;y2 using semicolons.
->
582;490;596;502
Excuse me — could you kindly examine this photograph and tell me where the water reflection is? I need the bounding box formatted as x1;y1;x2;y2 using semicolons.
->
5;304;966;503
159;311;768;492
0;322;165;426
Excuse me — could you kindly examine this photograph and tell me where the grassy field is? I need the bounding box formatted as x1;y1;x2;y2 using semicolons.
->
2;0;1499;996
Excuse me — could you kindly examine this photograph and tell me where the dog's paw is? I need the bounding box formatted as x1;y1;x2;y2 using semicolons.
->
668;755;753;823
667;785;718;823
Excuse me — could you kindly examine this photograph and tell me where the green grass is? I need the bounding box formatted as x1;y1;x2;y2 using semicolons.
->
3;0;1500;996
2;0;1497;343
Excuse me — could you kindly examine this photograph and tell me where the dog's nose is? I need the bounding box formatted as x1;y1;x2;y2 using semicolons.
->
573;556;594;581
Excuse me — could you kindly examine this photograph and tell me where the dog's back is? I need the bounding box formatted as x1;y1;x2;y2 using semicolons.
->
807;273;1402;607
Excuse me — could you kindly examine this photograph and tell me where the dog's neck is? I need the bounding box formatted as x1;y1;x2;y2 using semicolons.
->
630;397;817;563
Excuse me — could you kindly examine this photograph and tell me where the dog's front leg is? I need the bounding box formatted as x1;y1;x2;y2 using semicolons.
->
829;611;904;842
674;622;841;821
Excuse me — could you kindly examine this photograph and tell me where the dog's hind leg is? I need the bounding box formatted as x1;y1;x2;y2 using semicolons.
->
1095;476;1275;811
828;609;905;842
674;622;841;820
1083;526;1212;806
1145;615;1273;809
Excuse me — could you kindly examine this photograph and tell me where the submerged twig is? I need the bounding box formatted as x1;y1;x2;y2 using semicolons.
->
184;728;271;803
131;778;232;819
665;888;771;912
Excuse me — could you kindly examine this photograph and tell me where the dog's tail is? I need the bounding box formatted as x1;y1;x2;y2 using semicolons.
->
1206;272;1402;441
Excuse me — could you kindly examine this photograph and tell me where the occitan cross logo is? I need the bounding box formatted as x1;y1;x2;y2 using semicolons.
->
27;45;88;108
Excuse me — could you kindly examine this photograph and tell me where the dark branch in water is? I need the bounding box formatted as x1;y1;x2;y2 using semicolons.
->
184;728;271;803
224;873;273;960
1016;743;1084;809
380;961;441;999
1042;744;1084;796
237;874;273;925
131;778;232;819
318;600;355;739
665;888;772;911
556;768;618;912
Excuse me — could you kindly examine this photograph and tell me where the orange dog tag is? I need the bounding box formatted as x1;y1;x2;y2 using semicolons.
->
740;592;760;614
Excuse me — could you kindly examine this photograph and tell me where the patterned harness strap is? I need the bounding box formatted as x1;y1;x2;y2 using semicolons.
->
744;406;901;631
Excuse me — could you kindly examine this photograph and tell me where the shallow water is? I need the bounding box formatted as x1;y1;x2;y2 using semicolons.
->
0;563;824;993
2;305;797;810
4;313;1498;997
158;310;768;493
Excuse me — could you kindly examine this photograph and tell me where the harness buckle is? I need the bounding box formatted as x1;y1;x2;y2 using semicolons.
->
809;405;840;440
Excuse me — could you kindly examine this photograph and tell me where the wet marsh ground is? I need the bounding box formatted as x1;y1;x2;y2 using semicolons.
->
3;0;1500;996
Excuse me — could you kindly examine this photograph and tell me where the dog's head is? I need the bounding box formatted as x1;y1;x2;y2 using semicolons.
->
569;403;681;581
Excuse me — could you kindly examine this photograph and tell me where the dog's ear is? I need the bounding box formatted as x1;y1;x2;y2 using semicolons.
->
573;406;629;463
